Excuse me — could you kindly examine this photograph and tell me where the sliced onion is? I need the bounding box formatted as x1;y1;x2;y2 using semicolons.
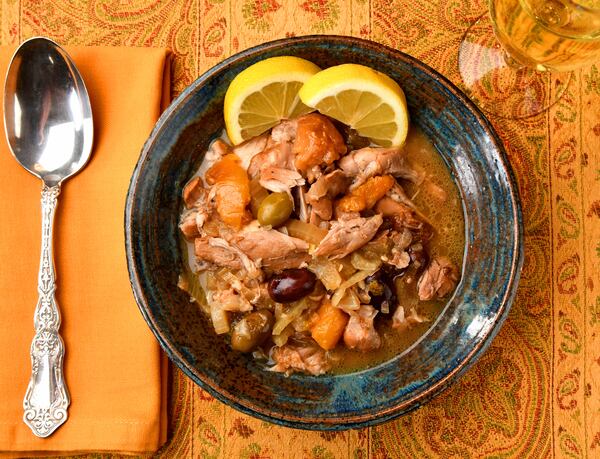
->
331;269;376;306
273;299;310;335
350;251;382;271
273;325;294;346
285;219;327;245
336;287;361;312
210;304;230;334
308;257;342;291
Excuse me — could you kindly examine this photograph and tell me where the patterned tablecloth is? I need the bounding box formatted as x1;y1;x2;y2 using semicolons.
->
2;0;599;457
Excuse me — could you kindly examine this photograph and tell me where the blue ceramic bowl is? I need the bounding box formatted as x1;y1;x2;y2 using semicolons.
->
125;35;523;430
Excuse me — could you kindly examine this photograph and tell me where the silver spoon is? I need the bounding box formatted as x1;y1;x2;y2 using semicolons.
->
3;37;93;437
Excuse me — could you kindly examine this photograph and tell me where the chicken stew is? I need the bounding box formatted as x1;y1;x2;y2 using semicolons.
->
178;115;464;375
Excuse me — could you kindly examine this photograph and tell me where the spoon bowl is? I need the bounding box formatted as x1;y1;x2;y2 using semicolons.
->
3;37;93;437
4;37;93;186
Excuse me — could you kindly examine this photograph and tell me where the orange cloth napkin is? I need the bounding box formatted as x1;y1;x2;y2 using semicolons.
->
0;46;170;454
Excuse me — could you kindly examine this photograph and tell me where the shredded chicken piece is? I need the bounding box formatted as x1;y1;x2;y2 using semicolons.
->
295;186;309;223
387;182;416;208
179;210;200;239
259;166;305;194
343;305;381;351
194;237;260;277
339;146;420;188
423;179;448;203
379;229;412;269
313;214;383;259
308;208;325;227
306;170;349;220
271;118;298;144
232;133;269;171
390;228;413;250
245;121;303;194
306;170;349;201
183;177;205;209
392;306;428;329
230;229;311;271
212;138;233;157
388;250;411;269
417;256;459;301
374;197;429;235
306;165;323;184
195;237;242;269
200;210;237;240
309;199;333;222
333;209;361;221
179;178;214;239
387;183;434;229
212;288;253;312
248;140;296;178
270;338;331;376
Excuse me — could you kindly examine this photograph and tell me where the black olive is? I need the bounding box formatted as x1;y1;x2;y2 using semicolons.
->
345;129;371;151
330;119;371;151
365;271;397;313
268;268;317;303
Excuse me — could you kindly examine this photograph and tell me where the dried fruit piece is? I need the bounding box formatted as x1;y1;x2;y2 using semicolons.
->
205;154;250;229
292;113;346;174
310;301;349;350
336;175;395;213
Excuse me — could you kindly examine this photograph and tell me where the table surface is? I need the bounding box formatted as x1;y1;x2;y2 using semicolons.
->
2;0;599;457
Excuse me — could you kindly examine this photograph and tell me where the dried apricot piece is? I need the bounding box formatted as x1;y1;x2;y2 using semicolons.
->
310;301;349;350
336;175;395;213
205;154;250;229
293;113;346;174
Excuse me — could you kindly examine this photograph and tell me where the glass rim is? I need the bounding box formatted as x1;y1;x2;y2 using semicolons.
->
566;0;600;13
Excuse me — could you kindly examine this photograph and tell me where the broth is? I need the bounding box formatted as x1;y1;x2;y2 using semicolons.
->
328;128;465;373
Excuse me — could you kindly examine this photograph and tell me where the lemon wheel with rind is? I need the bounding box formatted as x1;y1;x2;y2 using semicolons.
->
298;63;410;147
224;56;321;145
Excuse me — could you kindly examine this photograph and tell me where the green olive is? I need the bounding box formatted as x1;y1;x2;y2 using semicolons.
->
257;192;293;227
230;310;274;353
249;178;269;218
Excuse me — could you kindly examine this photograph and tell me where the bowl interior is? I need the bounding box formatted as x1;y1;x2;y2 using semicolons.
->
126;36;522;430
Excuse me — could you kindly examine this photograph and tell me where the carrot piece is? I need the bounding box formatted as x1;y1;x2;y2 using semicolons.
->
205;154;250;229
310;301;349;351
336;175;395;213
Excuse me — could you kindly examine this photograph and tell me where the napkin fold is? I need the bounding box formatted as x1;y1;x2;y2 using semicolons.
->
0;45;170;454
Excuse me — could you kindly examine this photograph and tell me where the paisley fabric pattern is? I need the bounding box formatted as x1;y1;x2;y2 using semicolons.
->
2;0;598;457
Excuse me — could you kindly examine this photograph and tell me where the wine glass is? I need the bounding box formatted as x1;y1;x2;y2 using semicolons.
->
458;0;600;119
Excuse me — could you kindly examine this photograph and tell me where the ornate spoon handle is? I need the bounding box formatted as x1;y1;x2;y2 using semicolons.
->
23;184;70;437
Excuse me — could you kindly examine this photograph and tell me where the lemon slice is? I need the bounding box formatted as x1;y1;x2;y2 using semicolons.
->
299;64;409;147
224;56;321;145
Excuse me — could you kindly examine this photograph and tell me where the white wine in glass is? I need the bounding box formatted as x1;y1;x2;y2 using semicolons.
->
459;0;600;118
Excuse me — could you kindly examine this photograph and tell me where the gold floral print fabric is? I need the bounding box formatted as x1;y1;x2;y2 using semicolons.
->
2;0;598;457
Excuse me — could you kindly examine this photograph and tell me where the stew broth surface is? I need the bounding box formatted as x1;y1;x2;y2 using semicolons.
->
328;128;465;373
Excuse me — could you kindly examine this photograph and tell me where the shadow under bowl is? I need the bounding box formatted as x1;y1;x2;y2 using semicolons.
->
125;35;523;430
